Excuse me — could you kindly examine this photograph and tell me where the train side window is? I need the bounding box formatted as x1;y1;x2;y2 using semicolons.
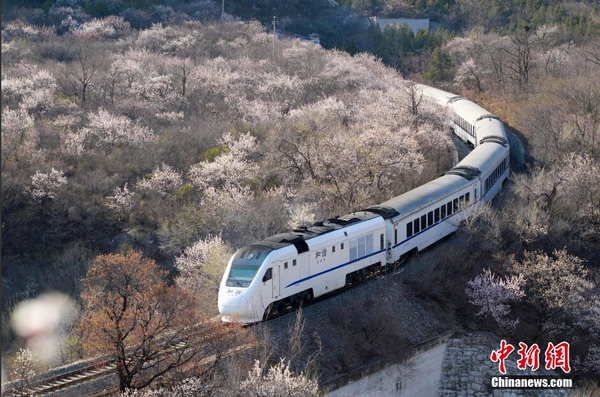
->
434;208;440;222
453;198;459;212
341;243;344;250
332;245;335;253
459;195;464;207
366;234;374;255
380;234;384;250
414;218;420;233
421;214;427;229
284;262;288;269
358;236;366;257
406;222;413;238
465;192;470;204
441;204;446;218
350;240;357;260
394;229;398;244
293;259;297;266
262;268;272;282
428;211;433;226
447;202;453;215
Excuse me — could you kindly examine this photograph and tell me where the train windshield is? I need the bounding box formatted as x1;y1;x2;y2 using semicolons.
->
226;245;272;288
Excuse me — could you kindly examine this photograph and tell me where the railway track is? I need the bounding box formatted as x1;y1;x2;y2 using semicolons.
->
2;259;408;397
1;318;226;397
3;338;255;397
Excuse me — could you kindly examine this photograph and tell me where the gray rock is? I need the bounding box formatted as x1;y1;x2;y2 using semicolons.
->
68;206;82;223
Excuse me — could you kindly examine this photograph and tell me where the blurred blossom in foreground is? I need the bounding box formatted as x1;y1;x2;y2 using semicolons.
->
11;293;76;364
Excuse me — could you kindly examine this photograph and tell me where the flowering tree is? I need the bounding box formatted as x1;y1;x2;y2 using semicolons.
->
558;154;600;223
287;203;317;229
175;235;233;292
1;107;44;168
273;97;425;214
511;249;594;337
10;348;36;396
105;183;135;218
121;377;210;397
137;164;183;197
239;359;319;397
1;67;58;112
27;168;68;201
465;268;525;332
188;132;259;190
62;109;153;155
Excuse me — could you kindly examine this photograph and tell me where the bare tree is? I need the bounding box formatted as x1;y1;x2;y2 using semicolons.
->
79;251;219;391
503;27;537;92
60;41;100;105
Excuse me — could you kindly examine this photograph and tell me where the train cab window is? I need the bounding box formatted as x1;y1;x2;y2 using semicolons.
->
465;192;470;204
421;214;427;229
453;198;459;212
293;259;297;266
262;268;272;282
332;245;335;253
380;234;384;250
447;202;453;215
414;218;420;233
395;229;398;244
255;253;262;260
441;205;446;218
428;211;433;226
434;208;440;222
406;222;413;238
341;243;344;250
284;262;288;269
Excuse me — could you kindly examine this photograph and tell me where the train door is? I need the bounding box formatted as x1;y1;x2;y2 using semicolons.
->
272;265;280;299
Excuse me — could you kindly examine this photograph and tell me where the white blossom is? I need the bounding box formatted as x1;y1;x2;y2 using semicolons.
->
175;235;232;291
189;132;259;190
121;377;209;397
1;107;45;167
466;268;525;332
62;109;153;155
105;183;135;216
27;168;68;201
137;164;183;196
10;348;36;396
240;359;319;397
287;203;317;229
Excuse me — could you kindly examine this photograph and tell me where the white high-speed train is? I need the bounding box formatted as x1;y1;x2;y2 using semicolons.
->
218;85;510;323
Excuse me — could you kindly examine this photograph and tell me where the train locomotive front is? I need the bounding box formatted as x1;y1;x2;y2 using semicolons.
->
218;245;275;323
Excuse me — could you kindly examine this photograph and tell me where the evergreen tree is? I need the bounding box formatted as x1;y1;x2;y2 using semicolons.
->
424;47;453;81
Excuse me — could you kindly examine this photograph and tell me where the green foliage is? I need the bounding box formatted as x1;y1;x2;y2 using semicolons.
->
424;47;453;81
175;184;194;200
369;22;452;70
202;145;230;162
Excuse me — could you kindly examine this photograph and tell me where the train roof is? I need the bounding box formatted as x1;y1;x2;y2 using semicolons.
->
417;85;459;105
451;142;508;174
451;99;493;123
366;174;470;219
254;211;380;252
475;117;508;143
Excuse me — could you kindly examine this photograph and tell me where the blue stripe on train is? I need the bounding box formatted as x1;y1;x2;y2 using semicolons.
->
285;166;509;289
285;248;386;288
